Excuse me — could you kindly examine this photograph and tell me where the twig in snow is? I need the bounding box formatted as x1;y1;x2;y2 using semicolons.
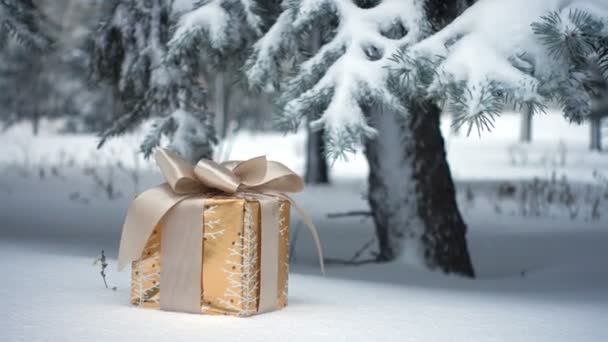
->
93;250;117;290
324;238;378;266
324;257;379;266
83;165;122;200
326;210;372;219
116;149;143;198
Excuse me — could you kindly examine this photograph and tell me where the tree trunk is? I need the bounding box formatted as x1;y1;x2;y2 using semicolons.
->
32;113;40;135
364;102;475;277
303;26;330;184
590;116;602;151
214;72;231;138
305;127;330;184
520;106;533;143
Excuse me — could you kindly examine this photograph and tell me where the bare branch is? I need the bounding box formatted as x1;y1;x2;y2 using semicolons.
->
326;210;372;219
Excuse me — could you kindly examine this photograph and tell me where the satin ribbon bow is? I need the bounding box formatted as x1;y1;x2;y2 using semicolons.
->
157;148;306;195
117;148;325;274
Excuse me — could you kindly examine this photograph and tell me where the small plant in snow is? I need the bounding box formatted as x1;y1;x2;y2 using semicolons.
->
497;182;517;199
93;250;116;291
115;151;143;198
491;170;607;221
589;170;608;220
83;164;121;200
519;173;578;218
508;144;530;166
557;140;568;166
68;191;90;205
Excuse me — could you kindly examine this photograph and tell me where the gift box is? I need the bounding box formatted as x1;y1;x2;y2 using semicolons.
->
118;148;323;316
130;196;290;316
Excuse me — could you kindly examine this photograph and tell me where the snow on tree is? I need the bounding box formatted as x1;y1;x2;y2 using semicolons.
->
91;0;216;162
389;0;608;137
170;0;476;276
0;0;52;49
244;0;430;158
167;0;277;69
167;0;282;139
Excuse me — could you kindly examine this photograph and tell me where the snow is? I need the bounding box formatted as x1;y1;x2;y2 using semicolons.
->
172;0;232;50
171;0;195;14
442;111;607;182
168;108;213;163
1;112;608;341
239;0;263;35
170;0;263;53
2;238;607;342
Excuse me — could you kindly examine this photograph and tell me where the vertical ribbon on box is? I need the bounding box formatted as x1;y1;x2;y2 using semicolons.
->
159;196;206;313
118;148;324;314
255;195;280;313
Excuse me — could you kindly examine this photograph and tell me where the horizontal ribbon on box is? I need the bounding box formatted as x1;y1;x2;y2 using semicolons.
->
118;148;324;314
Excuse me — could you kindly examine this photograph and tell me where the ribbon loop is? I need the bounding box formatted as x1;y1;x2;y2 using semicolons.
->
230;155;268;186
193;159;241;193
155;148;305;195
155;148;204;194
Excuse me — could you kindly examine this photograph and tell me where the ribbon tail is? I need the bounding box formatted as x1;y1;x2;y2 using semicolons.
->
117;183;191;271
273;193;325;275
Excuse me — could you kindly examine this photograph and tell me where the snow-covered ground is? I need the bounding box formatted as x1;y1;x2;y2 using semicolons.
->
1;112;607;341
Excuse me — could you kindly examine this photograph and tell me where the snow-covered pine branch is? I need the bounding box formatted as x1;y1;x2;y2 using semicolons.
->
245;0;427;159
92;0;216;162
389;0;608;136
243;10;297;94
167;0;273;69
0;0;52;49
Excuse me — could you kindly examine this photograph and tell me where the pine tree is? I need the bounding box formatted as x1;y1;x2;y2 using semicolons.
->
91;0;216;162
171;0;476;276
0;45;53;134
0;0;52;50
390;0;608;144
0;0;52;132
0;0;103;134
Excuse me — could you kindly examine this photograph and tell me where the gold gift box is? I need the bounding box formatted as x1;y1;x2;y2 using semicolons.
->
130;197;290;316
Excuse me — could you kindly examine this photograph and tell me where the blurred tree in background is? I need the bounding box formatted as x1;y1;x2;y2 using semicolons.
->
90;0;216;162
0;0;113;135
0;0;51;49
